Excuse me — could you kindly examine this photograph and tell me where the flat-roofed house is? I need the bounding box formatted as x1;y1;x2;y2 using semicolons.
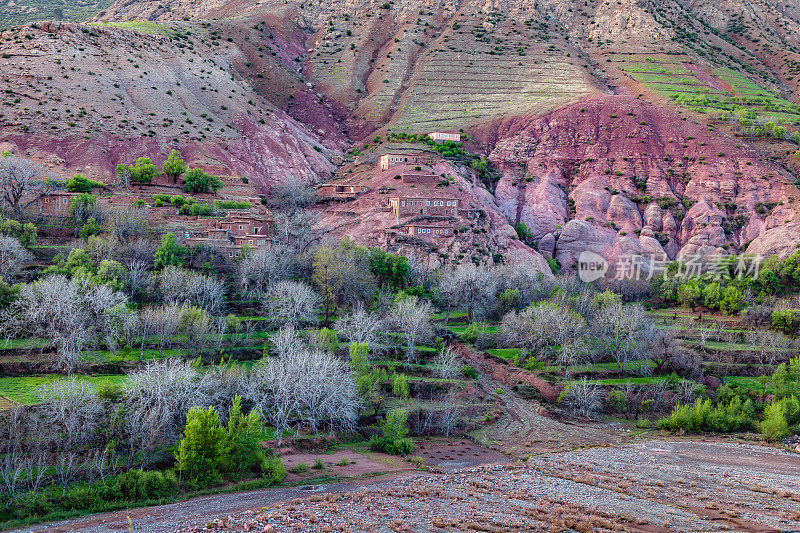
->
379;153;430;171
316;182;369;199
405;222;454;239
388;196;460;219
428;132;461;143
38;191;79;217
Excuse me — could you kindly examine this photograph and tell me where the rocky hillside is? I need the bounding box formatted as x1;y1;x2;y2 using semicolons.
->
0;20;345;186
1;0;799;267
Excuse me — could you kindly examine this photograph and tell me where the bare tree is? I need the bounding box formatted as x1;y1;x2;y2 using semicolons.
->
264;280;320;328
248;331;359;444
36;377;104;449
593;303;654;375
138;303;183;356
4;275;126;372
389;296;433;362
158;266;225;314
0;156;52;218
434;346;461;380
123;359;216;463
439;263;498;323
558;378;603;419
499;301;586;362
0;236;31;279
238;243;298;300
334;304;387;351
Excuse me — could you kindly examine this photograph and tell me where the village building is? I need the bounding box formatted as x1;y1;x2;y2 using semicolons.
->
400;172;438;184
184;211;275;257
37;191;79;217
428;132;461;143
405;221;454;238
379;153;430;171
388;196;460;219
316;182;369;199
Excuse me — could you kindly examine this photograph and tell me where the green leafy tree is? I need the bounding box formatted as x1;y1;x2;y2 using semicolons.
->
117;157;160;186
677;280;702;310
153;232;185;269
391;373;410;399
162;150;188;184
66;174;102;193
719;285;745;315
176;406;226;484
368;248;409;290
701;282;722;310
222;396;265;480
761;400;789;442
183;168;223;194
369;408;413;455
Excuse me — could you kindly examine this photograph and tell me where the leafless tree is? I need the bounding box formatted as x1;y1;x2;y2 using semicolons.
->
650;330;700;377
36;377;104;449
158;266;225;314
438;263;498;323
105;205;150;242
123;359;215;463
438;391;467;437
138;303;183;356
559;378;603;419
268;177;318;210
499;301;585;362
747;329;791;368
125;260;151;300
0;450;25;501
389;296;433;362
248;332;359;444
0;236;31;279
4;275;126;372
593;303;654;375
334;304;387;351
264;280;320;328
434;346;461;380
238;243;298;300
0;156;52;218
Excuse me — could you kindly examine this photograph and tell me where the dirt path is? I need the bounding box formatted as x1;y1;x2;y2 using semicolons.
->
454;342;629;456
11;477;406;533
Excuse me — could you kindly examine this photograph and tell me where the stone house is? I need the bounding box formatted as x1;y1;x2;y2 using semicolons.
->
405;222;454;238
317;182;369;199
428;132;461;143
379;153;430;171
38;191;79;217
388;196;460;219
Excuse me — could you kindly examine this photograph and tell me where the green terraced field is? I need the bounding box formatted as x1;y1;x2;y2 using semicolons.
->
619;56;800;126
0;374;126;405
0;0;113;29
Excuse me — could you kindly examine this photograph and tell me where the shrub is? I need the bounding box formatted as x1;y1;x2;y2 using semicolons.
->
761;400;789;442
183;168;223;194
370;408;413;455
65;174;103;193
175;406;226;484
391;373;410;398
291;462;309;474
771;309;800;337
460;323;482;343
461;365;478;379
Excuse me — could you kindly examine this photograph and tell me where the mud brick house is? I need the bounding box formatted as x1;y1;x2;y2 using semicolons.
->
405;222;454;238
400;172;438;184
428;132;461;143
317;182;369;199
388;196;460;219
185;211;275;257
379;153;431;171
211;212;275;238
38;191;79;217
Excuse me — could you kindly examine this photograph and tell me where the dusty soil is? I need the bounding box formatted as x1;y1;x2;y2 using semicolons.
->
178;440;800;533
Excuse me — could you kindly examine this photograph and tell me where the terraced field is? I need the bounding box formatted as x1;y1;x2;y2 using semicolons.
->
618;54;800;127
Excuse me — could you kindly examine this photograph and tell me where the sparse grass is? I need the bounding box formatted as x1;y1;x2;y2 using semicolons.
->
0;374;126;405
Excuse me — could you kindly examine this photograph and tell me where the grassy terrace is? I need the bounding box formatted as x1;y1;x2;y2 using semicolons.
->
617;55;800;126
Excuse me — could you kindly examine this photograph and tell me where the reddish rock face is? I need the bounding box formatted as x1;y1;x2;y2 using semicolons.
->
483;95;800;268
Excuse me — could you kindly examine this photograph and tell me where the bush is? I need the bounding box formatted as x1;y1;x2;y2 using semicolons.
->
175;406;226;484
761;400;789;442
65;174;103;193
658;397;755;433
115;469;179;501
370;408;413;455
461;365;478;379
460;323;482;343
771;309;800;337
391;373;410;398
183;168;223;194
